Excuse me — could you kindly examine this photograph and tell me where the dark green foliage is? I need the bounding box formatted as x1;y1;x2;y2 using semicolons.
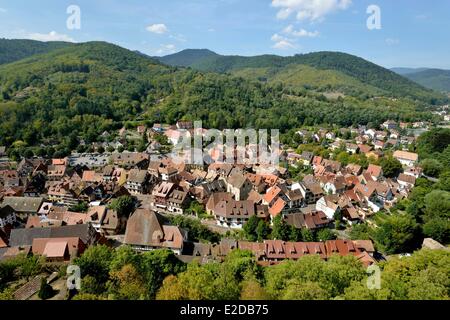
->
109;195;136;218
380;156;403;178
243;216;259;242
0;42;443;152
157;49;219;67
0;39;73;65
38;278;54;300
158;49;446;104
69;202;89;213
373;214;421;254
404;68;450;92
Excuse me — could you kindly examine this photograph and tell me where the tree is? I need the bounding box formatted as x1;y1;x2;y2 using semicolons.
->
420;158;443;178
373;214;420;254
349;224;371;240
109;196;136;218
140;249;186;299
69;202;89;213
301;229;315;242
316;228;336;241
74;245;114;285
282;281;329;300
380;156;403;178
424;190;450;220
256;220;270;242
422;218;450;244
243;216;259;241
240;277;269;300
271;215;290;241
38;278;54;300
436;171;450;192
107;264;147;300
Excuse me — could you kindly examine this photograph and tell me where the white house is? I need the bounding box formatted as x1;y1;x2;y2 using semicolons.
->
393;150;419;167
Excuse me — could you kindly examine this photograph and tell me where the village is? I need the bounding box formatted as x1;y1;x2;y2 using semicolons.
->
0;117;445;299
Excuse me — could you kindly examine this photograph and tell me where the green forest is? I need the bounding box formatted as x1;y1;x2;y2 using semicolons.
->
0;41;445;160
2;246;448;300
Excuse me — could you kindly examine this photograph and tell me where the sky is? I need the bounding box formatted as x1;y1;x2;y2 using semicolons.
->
0;0;449;69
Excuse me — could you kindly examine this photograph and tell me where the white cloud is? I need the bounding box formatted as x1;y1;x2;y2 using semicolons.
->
272;39;297;50
0;8;7;13
282;24;319;37
146;23;168;34
207;28;216;32
156;44;177;55
271;33;297;50
385;38;399;46
26;31;75;42
272;0;352;22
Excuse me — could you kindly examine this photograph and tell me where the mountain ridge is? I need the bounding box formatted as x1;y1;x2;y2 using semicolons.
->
155;49;446;103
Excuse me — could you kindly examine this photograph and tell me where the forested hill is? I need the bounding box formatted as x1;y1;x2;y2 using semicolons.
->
404;69;450;93
0;39;73;65
0;41;443;156
157;49;219;68
156;50;446;104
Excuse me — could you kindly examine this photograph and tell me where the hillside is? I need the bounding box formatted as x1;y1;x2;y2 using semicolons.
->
157;49;219;68
0;41;442;154
404;69;450;93
157;50;446;103
0;39;73;65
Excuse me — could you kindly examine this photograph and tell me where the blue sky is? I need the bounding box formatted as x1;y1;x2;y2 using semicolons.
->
0;0;449;68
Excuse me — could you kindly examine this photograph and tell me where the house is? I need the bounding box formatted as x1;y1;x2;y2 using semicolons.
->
393;150;419;167
397;173;416;190
346;163;362;176
159;166;178;182
213;199;256;229
176;121;193;130
382;120;397;130
299;182;324;205
87;206;121;235
300;151;314;166
47;165;68;181
1;197;44;220
366;164;383;181
167;190;190;214
124;209;187;255
110;153;149;169
404;166;423;179
152;182;176;210
374;141;385;150
284;211;331;230
32;237;85;261
0;205;16;228
324;177;346;195
346;143;359;154
354;181;393;213
316;195;341;220
47;182;79;206
358;144;372;155
225;174;253;201
206;193;233;214
9;224;100;248
125;169;149;195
